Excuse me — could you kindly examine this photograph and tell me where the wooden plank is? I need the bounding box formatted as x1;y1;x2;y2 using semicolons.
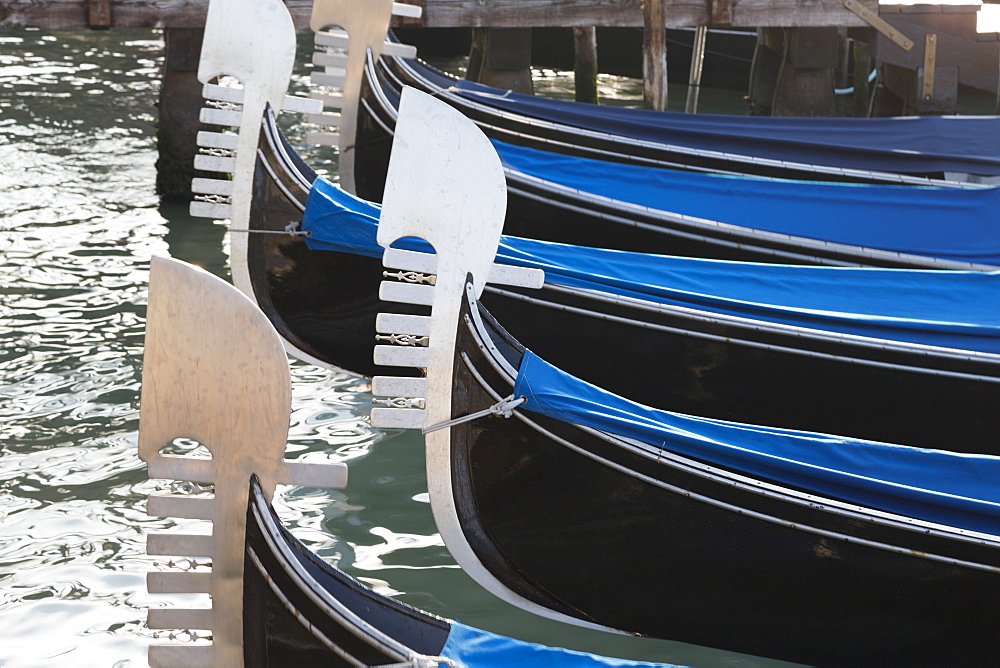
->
875;13;1000;91
732;0;877;28
0;0;315;29
421;0;706;27
0;0;899;31
843;0;915;47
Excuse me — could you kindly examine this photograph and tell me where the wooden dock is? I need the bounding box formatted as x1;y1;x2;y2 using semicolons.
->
1;0;879;29
5;0;995;194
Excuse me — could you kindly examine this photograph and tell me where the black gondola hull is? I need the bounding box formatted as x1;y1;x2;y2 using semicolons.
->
444;293;1000;666
353;63;991;269
247;116;1000;452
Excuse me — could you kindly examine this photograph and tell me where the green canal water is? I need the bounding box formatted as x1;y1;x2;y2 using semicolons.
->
0;29;799;666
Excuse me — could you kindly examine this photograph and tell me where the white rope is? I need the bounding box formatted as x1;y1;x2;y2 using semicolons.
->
422;394;526;434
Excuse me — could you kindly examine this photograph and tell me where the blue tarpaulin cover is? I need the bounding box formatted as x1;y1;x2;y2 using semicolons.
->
301;177;1000;354
513;349;1000;535
406;57;1000;176
441;622;677;667
494;139;1000;265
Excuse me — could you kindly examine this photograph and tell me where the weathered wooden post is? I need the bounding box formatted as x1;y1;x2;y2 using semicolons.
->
852;36;873;116
155;28;205;200
467;27;533;94
772;27;839;116
573;26;599;104
642;0;667;110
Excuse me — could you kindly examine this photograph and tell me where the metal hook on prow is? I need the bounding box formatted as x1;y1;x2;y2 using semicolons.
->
187;0;323;299
370;87;542;431
307;0;422;194
140;256;347;667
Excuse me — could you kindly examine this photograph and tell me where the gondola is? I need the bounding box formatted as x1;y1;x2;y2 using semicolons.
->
243;475;681;668
362;158;1000;663
306;0;1000;188
371;49;1000;185
140;255;682;667
346;56;1000;265
242;95;1000;453
384;271;1000;666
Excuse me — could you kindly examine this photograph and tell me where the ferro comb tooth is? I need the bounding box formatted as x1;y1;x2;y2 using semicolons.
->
382;248;438;274
371;376;427;398
191;177;234;197
147;607;215;630
147;533;214;557
391;2;422;18
382;42;418;59
281;95;323;115
145;456;214;484
189;202;232;220
202;83;244;104
314;31;350;48
487;264;545;289
196;131;238;151
371;407;427;430
312;52;348;68
148;644;215;668
199;107;242;127
379;281;434;307
193;154;237;175
373;345;430;369
147;495;215;521
375;313;432;337
311;72;345;88
147;571;213;594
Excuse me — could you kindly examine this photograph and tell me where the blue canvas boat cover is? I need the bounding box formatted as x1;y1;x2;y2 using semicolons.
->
513;349;1000;536
301;177;1000;355
442;622;679;667
494;139;1000;266
405;57;1000;176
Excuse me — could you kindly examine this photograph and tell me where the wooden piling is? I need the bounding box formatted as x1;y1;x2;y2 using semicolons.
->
852;37;873;116
573;26;598;104
467;28;533;94
156;28;205;201
642;0;667;111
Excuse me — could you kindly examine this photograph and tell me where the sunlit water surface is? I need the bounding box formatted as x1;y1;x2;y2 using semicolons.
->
1;29;800;667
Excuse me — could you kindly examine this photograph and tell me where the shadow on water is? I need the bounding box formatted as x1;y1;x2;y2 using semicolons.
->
159;200;230;280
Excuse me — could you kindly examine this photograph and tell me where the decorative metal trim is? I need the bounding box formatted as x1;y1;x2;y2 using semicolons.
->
383;269;436;285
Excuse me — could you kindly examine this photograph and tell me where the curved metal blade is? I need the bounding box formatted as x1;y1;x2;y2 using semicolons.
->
377;86;508;301
140;256;289;667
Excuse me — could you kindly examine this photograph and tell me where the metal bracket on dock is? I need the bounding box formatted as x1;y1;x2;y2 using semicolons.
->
922;33;937;100
843;0;914;51
86;0;111;28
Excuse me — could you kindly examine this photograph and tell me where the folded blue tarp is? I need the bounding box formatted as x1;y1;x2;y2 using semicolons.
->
494;139;1000;265
514;349;1000;535
441;622;676;667
406;57;1000;177
302;177;1000;354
